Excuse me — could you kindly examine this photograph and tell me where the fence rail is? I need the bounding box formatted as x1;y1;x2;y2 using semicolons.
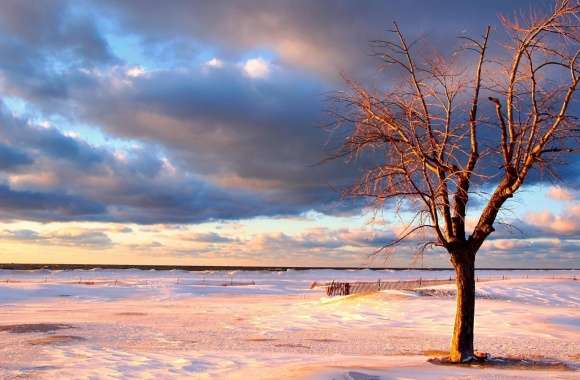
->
324;278;457;296
321;275;578;296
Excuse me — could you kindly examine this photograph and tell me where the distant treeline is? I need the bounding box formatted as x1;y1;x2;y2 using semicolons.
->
0;263;576;272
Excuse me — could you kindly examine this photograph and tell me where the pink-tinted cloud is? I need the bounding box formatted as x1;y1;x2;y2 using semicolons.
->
546;186;576;201
526;204;580;236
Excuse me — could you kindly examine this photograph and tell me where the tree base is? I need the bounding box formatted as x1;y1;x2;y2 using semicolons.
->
429;351;488;365
428;353;573;371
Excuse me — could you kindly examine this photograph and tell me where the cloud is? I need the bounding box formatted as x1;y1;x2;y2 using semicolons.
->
485;201;580;241
243;58;270;78
0;143;33;170
205;58;224;68
186;232;239;244
0;57;362;219
126;66;147;78
0;184;106;221
0;106;345;224
546;186;577;201
477;236;578;268
525;205;580;236
484;238;535;251
0;1;116;109
0;0;576;264
53;230;113;249
1;228;113;249
97;0;536;78
0;1;115;64
247;226;397;253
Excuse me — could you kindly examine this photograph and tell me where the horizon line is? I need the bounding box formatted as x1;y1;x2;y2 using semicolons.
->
0;263;577;271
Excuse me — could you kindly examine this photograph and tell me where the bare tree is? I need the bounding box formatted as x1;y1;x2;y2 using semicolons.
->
330;0;578;362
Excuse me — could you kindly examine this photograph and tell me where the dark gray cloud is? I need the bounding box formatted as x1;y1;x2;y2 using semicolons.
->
1;228;113;249
255;227;399;252
0;143;33;170
0;0;576;231
0;0;115;106
55;230;113;249
0;64;357;222
3;122;105;169
0;106;339;224
187;232;239;244
98;0;541;78
79;67;337;186
0;183;106;221
0;0;114;64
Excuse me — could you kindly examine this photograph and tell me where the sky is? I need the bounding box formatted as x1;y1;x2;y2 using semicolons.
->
0;0;578;268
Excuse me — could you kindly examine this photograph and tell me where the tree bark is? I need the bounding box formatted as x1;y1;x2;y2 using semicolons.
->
449;251;476;362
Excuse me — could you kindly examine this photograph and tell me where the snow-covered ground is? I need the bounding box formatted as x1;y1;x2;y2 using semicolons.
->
0;269;578;379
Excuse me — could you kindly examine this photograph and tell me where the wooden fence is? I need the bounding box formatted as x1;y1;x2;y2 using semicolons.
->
321;275;578;296
324;278;458;296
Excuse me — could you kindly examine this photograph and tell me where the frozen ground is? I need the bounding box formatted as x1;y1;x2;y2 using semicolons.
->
0;269;578;379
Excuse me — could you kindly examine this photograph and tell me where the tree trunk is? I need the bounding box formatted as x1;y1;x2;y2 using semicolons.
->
449;251;476;362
